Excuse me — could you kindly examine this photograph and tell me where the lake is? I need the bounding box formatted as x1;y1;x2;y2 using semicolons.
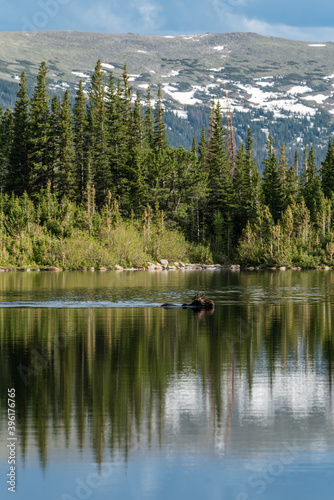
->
1;269;334;499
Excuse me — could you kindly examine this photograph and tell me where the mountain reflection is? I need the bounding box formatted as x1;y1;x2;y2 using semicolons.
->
1;299;333;469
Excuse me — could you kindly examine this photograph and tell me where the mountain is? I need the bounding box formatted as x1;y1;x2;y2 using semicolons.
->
1;30;334;166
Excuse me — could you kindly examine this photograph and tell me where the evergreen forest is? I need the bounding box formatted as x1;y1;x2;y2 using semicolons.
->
1;60;334;269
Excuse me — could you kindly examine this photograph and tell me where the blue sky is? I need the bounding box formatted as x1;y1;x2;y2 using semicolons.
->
1;0;334;41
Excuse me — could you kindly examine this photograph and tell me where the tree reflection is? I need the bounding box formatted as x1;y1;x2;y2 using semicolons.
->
0;274;334;468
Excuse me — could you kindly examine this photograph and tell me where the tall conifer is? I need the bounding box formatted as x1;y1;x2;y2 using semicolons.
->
88;59;110;205
29;62;50;193
8;72;30;195
58;90;75;199
262;133;282;221
153;85;167;150
73;81;88;202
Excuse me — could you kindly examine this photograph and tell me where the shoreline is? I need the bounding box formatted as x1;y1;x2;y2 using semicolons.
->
0;263;332;272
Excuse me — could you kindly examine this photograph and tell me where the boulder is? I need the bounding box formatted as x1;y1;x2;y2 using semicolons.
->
115;265;123;271
167;265;177;270
160;259;168;267
46;266;62;272
279;266;286;271
99;267;107;271
229;264;240;270
147;265;156;271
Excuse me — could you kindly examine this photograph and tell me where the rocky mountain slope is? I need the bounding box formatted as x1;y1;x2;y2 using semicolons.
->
1;30;334;163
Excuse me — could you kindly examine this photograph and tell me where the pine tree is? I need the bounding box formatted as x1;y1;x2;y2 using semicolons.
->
48;95;61;194
277;144;289;209
286;150;299;204
262;134;282;222
321;139;334;198
88;59;110;206
7;72;30;195
29;62;50;193
132;90;144;150
198;125;207;169
105;73;130;206
0;107;14;191
0;105;4;190
206;100;235;255
58;90;75;200
244;127;260;221
153;85;167;150
301;147;322;222
144;85;154;148
73;81;88;202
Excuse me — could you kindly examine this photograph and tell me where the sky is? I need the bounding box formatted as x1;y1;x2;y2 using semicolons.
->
1;0;334;41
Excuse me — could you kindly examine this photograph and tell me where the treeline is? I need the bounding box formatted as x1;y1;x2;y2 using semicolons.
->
1;60;334;267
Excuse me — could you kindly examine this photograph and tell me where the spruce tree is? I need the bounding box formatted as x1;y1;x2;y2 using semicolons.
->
244;127;260;221
153;85;167;150
58;90;75;200
198;125;207;169
29;62;50;193
286;150;299;204
144;85;154;148
73;81;88;202
321;139;334;198
262;134;282;222
0;109;14;192
301;147;322;222
132;90;144;150
7;72;30;195
206;100;235;254
88;59;110;206
277;144;289;209
48;95;61;194
0;105;4;190
106;73;130;206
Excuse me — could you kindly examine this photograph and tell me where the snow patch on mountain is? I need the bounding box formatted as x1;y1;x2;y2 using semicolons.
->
71;71;90;78
162;70;180;78
182;35;200;42
101;63;115;69
287;85;313;95
308;44;326;47
235;83;315;117
163;84;202;105
213;46;224;51
128;74;140;81
256;80;274;87
171;109;188;119
303;94;328;104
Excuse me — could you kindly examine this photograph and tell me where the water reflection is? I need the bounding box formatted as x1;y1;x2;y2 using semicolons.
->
1;287;334;470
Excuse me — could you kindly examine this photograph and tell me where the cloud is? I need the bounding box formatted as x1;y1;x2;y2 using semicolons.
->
214;10;334;42
69;0;163;34
133;0;162;28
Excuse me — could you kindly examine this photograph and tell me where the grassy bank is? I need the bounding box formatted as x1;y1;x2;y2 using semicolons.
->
0;222;213;270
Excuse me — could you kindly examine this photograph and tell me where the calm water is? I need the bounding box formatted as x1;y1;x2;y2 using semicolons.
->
1;270;334;500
